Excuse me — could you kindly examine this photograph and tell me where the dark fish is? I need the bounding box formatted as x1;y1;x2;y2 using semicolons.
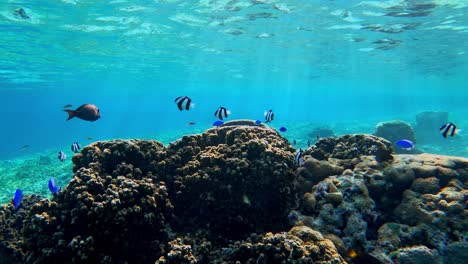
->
279;127;287;132
293;139;296;145
214;107;230;120
317;135;320;141
20;145;29;151
174;96;192;111
255;120;262;125
11;189;23;210
307;140;311;147
63;104;72;108
71;142;81;153
264;110;274;123
295;149;304;166
87;137;93;140
64;104;100;121
58;151;66;162
187;122;196;126
48;177;61;195
213;120;224;127
440;122;458;138
13;8;29;19
395;140;414;150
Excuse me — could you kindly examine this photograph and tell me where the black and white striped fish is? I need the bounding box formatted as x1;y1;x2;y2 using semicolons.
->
58;151;66;162
71;142;81;153
295;148;304;166
439;122;458;138
214;107;230;120
174;96;192;111
264;110;274;123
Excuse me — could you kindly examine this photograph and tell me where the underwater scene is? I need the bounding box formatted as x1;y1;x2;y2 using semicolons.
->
0;0;467;263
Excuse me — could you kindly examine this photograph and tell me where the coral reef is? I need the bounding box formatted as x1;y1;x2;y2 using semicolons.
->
373;120;420;154
22;141;174;263
1;125;467;264
296;149;467;263
305;134;394;162
0;195;42;263
165;124;297;240
0;123;299;263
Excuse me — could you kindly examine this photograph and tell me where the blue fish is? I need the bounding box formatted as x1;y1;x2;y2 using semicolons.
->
293;139;296;145
58;150;66;162
12;189;23;210
213;120;224;127
48;177;61;195
307;140;311;147
279;127;287;132
255;120;261;125
395;140;414;150
71;142;81;153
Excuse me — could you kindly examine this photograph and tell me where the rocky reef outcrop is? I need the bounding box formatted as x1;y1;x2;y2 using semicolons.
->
373;120;420;154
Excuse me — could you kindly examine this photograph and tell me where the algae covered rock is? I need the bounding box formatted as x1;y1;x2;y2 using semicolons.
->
306;134;393;162
390;245;441;264
211;227;346;263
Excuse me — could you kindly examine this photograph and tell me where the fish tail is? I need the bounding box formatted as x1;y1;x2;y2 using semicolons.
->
64;110;75;120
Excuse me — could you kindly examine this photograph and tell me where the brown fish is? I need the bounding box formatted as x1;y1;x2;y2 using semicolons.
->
64;104;101;121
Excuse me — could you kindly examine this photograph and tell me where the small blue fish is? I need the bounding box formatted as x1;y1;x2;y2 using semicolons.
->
307;140;311;147
48;177;61;195
213;120;224;127
71;142;81;153
255;120;261;125
279;127;287;132
395;140;414;150
58;151;66;162
12;189;23;210
295;149;304;166
293;139;297;145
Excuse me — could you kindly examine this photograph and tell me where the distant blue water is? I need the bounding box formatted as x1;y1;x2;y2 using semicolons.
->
0;0;467;159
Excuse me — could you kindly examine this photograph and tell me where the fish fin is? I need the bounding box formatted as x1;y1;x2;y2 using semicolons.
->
64;110;75;120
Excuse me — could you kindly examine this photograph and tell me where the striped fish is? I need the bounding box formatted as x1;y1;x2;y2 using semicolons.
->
71;142;81;153
295;148;304;166
264;110;274;123
439;122;457;138
58;151;66;162
174;96;192;111
214;107;230;120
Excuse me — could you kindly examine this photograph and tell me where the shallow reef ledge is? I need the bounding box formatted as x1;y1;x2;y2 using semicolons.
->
0;123;467;264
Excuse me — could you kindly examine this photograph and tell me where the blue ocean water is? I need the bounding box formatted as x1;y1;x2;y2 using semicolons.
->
0;0;467;161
